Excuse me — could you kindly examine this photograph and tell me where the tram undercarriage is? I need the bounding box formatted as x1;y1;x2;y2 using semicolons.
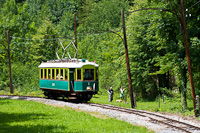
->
42;89;97;102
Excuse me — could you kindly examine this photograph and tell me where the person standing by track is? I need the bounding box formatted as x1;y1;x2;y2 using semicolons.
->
119;86;125;101
108;87;114;102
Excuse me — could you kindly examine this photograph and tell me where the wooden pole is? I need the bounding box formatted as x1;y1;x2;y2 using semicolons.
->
133;95;137;107
7;30;13;94
121;9;134;108
180;0;197;117
162;94;165;104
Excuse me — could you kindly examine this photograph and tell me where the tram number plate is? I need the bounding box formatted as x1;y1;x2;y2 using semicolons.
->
52;83;55;86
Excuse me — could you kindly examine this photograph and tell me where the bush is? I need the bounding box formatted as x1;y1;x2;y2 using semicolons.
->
0;62;40;94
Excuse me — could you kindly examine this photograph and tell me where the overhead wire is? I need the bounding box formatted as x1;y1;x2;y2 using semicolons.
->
9;21;163;42
125;2;174;28
9;36;73;41
187;0;200;10
126;22;159;28
8;2;170;41
8;2;177;43
9;28;122;40
77;27;122;36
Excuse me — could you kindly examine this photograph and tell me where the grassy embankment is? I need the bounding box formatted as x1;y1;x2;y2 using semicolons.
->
90;93;199;118
0;99;153;133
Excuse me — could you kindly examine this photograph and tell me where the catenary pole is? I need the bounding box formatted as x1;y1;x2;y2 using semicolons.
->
74;13;77;59
121;9;134;108
180;0;197;117
7;30;13;94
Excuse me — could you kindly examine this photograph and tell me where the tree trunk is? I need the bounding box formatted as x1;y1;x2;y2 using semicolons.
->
158;73;168;93
199;67;200;91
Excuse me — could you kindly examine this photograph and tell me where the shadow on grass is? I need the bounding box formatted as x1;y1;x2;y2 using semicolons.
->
0;124;69;133
0;111;82;133
0;112;51;123
0;96;30;100
0;99;10;105
92;96;100;98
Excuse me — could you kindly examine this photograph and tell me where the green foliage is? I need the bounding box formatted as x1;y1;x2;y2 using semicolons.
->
0;0;200;113
125;0;200;105
30;18;58;62
79;0;129;31
190;37;200;95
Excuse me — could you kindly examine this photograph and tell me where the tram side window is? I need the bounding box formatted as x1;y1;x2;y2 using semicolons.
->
48;69;51;79
84;69;94;80
52;69;55;79
77;69;81;80
40;69;43;79
44;69;47;79
60;69;64;79
56;69;59;79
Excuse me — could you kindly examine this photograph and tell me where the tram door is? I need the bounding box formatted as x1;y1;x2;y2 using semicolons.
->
69;68;75;91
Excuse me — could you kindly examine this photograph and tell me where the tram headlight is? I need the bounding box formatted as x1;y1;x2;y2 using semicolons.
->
86;86;92;90
93;83;96;91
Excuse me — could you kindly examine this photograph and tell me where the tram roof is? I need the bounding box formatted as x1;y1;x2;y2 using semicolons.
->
38;59;99;68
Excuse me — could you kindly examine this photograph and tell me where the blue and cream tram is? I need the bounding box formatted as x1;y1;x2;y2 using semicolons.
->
38;59;99;101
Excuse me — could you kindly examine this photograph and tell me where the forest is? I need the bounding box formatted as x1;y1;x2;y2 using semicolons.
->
0;0;200;110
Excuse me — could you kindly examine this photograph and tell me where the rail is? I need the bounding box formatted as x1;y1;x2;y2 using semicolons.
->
86;103;200;133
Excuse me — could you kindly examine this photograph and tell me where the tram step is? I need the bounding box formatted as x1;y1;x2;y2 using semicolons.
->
70;93;77;96
68;97;77;100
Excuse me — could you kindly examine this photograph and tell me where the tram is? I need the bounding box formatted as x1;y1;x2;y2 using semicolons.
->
38;58;99;101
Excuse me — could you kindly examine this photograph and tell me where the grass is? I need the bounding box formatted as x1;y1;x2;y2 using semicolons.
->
0;99;153;133
0;89;45;97
90;93;198;117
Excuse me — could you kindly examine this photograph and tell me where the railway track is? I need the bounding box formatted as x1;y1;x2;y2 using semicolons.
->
86;103;200;133
1;95;200;132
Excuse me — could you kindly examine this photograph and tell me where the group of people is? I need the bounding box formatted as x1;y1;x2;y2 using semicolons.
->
107;86;125;102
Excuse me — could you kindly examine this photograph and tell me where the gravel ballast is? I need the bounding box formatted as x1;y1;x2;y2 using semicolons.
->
1;96;200;133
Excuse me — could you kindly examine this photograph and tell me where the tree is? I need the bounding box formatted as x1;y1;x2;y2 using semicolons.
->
30;18;58;63
126;0;200;109
79;0;129;31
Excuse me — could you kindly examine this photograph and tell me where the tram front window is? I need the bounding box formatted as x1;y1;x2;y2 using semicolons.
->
84;69;94;80
96;68;98;81
77;69;81;80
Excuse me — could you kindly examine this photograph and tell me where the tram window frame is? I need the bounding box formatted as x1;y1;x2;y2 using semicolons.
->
65;69;68;80
48;69;51;79
84;69;94;80
44;69;47;79
46;68;68;80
